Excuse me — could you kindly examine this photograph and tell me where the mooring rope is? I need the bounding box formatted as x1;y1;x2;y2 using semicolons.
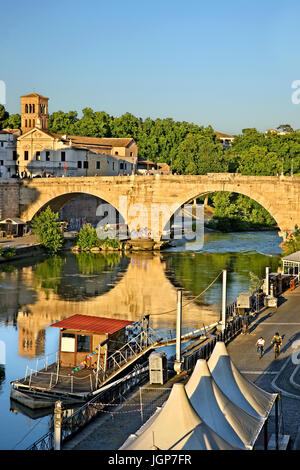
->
149;271;223;316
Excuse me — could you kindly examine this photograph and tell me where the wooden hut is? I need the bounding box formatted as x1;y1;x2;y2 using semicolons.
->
50;314;133;370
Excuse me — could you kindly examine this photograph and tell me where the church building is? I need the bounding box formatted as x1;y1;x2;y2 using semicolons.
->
16;93;138;178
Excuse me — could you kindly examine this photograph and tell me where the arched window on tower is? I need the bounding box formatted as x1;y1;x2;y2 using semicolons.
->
25;104;28;113
32;104;35;113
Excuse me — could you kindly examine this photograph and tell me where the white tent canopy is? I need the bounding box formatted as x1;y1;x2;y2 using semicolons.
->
120;383;239;450
208;342;277;419
185;359;265;449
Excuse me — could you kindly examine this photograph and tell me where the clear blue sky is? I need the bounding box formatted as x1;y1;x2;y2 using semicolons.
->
2;0;300;134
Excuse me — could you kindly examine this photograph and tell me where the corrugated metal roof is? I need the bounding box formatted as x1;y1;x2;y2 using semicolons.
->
50;314;133;334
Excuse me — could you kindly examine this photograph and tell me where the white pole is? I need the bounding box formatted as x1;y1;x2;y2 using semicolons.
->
266;267;270;296
174;289;183;374
221;270;227;332
54;400;62;450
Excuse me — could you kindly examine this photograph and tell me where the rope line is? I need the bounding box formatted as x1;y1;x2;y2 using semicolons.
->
150;271;223;316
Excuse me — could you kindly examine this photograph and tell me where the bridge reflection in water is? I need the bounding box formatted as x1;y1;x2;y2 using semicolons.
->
0;252;219;361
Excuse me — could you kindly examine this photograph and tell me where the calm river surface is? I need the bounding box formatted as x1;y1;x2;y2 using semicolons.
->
0;230;282;449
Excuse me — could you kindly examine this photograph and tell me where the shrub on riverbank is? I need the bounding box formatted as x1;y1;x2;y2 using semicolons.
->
31;207;64;253
281;227;300;257
76;224;121;251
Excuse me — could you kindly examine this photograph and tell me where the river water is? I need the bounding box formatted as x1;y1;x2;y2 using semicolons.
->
0;230;282;449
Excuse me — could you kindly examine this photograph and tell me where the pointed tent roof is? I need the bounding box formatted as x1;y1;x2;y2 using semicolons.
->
208;342;277;419
185;359;264;449
120;383;239;450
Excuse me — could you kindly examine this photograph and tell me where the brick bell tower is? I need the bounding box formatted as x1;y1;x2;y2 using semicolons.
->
20;93;49;134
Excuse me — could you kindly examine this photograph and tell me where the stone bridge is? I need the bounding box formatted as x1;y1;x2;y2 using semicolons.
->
1;173;299;237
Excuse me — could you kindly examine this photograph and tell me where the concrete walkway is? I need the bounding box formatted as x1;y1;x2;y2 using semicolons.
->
63;286;300;450
226;286;300;449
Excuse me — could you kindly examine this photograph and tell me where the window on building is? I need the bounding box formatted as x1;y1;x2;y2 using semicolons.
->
28;119;31;127
130;152;133;157
24;151;29;161
0;160;3;166
36;151;40;161
13;151;17;161
96;161;100;170
32;104;35;113
77;161;82;168
120;162;124;170
25;104;28;113
115;151;118;156
83;161;88;169
61;151;66;162
33;119;35;127
0;142;3;147
25;120;27;127
61;333;75;353
77;335;90;353
46;151;50;161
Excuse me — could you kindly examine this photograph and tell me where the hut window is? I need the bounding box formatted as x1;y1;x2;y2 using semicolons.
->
61;333;75;352
77;335;90;352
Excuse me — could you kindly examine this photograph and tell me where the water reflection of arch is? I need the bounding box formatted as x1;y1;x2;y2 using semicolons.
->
14;253;219;359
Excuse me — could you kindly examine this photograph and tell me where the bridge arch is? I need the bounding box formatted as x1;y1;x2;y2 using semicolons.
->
20;189;127;227
161;186;282;238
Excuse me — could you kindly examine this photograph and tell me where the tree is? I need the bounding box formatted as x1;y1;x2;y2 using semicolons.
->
7;113;21;129
0;105;9;130
172;130;231;174
31;206;64;253
77;224;99;250
277;124;294;133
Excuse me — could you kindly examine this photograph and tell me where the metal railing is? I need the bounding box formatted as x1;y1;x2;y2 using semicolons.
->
26;364;149;450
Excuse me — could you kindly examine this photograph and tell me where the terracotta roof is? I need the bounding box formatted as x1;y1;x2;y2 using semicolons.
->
63;135;134;148
214;131;234;139
50;314;133;334
21;93;49;99
0;129;20;135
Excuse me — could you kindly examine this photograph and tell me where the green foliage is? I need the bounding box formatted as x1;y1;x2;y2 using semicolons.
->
229;128;300;176
31;206;64;253
77;224;100;250
75;252;120;275
2;248;16;259
7;113;21;129
172;130;233;175
281;228;300;257
0;105;9;130
33;255;66;293
206;192;276;232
